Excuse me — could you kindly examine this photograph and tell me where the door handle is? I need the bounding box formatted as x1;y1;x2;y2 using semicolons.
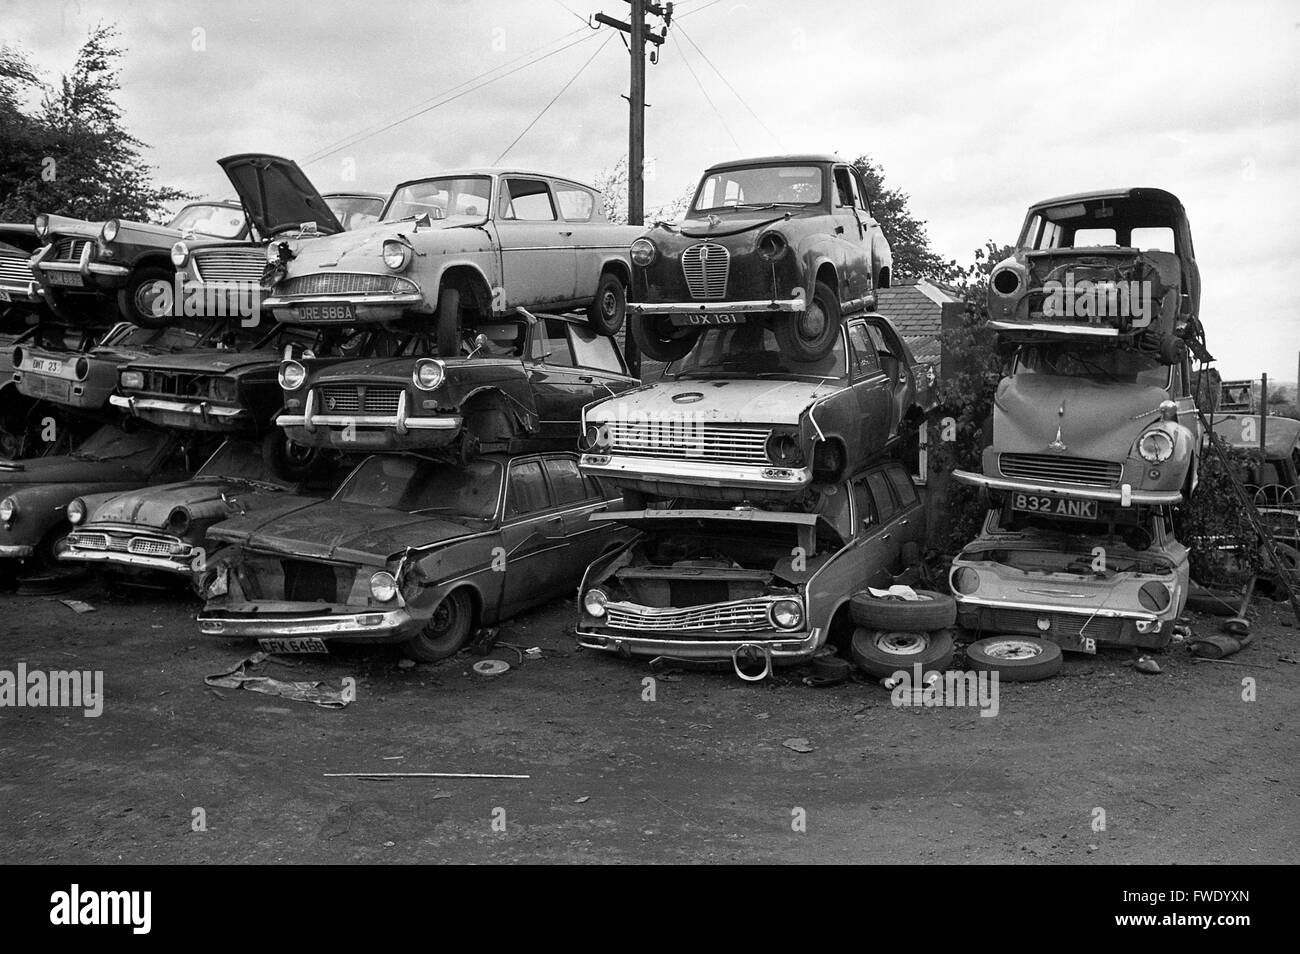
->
578;375;593;383
559;231;573;237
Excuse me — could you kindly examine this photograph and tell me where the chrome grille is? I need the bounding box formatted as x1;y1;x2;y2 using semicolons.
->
278;272;398;297
0;255;34;284
999;453;1122;488
317;384;403;415
70;533;113;551
604;599;773;633
70;531;184;557
985;608;1126;642
681;243;729;300
52;239;90;262
605;420;770;465
129;537;178;557
193;248;264;284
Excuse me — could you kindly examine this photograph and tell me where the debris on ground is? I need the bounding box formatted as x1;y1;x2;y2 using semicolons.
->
1134;656;1162;674
472;659;510;676
782;737;814;753
59;599;95;614
204;652;353;708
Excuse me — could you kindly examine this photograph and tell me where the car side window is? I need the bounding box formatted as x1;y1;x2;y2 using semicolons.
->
852;479;877;527
500;178;557;221
852;168;874;216
866;471;897;522
553;185;594;222
543;457;589;506
568;325;624;374
540;320;576;367
506;460;552;517
832;167;856;208
848;324;881;377
886;466;918;508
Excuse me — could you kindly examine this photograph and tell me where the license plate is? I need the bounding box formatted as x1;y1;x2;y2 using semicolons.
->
1046;631;1098;655
1010;492;1099;521
31;357;63;374
293;303;357;322
669;312;746;326
46;270;84;287
0;290;11;302
257;637;328;654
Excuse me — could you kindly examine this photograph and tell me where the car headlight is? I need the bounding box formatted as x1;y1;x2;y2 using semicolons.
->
370;571;398;602
170;241;190;268
74;357;89;381
279;359;306;390
1138;427;1175;463
952;567;980;594
756;231;788;262
413;358;444;390
1138;581;1171;611
167;507;191;535
0;497;17;523
120;370;145;390
766;431;801;464
101;218;120;243
770;598;803;630
12;346;24;368
583;423;610;452
67;498;87;525
630;238;657;267
34;215;49;239
203;566;229;598
382;240;412;271
583;588;608;617
990;266;1023;296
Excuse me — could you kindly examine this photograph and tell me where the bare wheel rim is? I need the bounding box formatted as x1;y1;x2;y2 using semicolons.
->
983;639;1044;661
798;300;828;339
284;441;313;465
600;288;618;317
424;594;465;643
876;632;930;655
134;279;170;316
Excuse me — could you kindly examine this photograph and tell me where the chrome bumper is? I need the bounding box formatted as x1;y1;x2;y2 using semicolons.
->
987;320;1148;337
35;241;131;280
952;469;1181;506
0;544;34;558
579;452;810;490
61;546;193;573
111;394;249;421
576;626;821;661
629;297;806;316
276;388;460;434
955;593;1161;623
198;606;412;638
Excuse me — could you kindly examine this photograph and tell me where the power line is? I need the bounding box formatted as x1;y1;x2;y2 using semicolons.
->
674;21;784;149
669;31;740;150
495;32;615;164
550;0;591;24
678;0;726;18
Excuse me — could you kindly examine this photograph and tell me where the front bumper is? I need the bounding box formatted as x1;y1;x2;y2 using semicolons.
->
954;593;1173;650
579;452;810;493
276;389;461;447
198;603;413;641
952;469;1182;506
0;544;34;559
62;529;196;575
111;394;251;432
36;243;131;290
0;277;45;304
264;292;425;325
628;297;806;316
576;626;821;662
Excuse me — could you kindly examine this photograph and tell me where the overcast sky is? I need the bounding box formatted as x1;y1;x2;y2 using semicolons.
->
3;0;1297;379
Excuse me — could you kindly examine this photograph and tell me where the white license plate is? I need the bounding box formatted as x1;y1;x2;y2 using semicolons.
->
31;357;63;374
293;303;357;322
46;270;84;287
0;290;11;302
1010;492;1099;521
257;637;328;654
669;312;746;326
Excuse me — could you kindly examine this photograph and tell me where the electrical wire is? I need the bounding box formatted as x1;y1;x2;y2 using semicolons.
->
669;31;740;149
674;20;784;149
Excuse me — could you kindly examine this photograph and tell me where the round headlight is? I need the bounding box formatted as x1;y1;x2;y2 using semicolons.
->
278;359;306;390
167;507;191;534
101;219;120;243
1138;581;1171;612
952;566;980;594
370;571;398;602
770;598;803;630
630;238;658;267
765;431;801;464
1138;428;1175;463
67;498;87;525
34;215;49;239
583;588;608;617
12;346;24;369
170;241;190;268
382;240;412;271
74;357;89;381
756;231;788;262
991;267;1022;296
583;423;609;451
413;358;444;391
0;497;18;522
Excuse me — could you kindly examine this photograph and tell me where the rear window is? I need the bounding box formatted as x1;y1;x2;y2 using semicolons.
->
886;467;917;507
507;460;552;516
544;457;589;506
554;185;594;222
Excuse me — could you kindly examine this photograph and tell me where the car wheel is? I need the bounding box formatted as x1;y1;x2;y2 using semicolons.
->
965;636;1063;682
261;430;317;482
849;588;956;630
850;627;955;679
33;520;73;571
117;265;174;329
437;286;461;358
631;315;700;363
774;280;840;361
586;272;626;336
403;589;475;663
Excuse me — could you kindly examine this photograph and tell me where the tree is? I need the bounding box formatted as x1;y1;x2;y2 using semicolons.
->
852;155;957;283
593;156;694;226
0;24;192;224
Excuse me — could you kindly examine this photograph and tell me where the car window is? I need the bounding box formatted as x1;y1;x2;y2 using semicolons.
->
1072;228;1117;247
832;167;856;208
469;321;528;358
568;325;623;374
813;483;853;545
543;457;589;506
852;169;873;215
507;460;552;517
553;185;594;222
866;471;897;522
541;329;575;367
886;467;918;508
1130;227;1175;252
848;324;881;377
852;479;877;526
500;179;556;221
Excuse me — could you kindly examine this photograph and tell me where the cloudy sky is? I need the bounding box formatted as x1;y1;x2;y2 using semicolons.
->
3;0;1297;378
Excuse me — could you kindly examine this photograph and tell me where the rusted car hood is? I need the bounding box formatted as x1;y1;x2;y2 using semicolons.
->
280;219;495;275
82;478;294;529
207;499;477;565
586;377;838;426
994;374;1168;459
120;348;277;374
669;209;820;241
0;454;154;488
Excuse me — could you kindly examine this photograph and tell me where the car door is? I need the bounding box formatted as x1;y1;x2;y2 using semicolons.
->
526;318;592;440
845;320;893;453
540;455;610;573
863;468;904;575
493;177;578;308
550;180;603;299
884;463;925;553
497;457;569;616
849;474;897;589
831;165;875;305
566;322;634;403
864;317;914;439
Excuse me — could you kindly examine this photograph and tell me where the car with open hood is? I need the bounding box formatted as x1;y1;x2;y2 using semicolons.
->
259;169;640;347
31;153;341;329
575;460;924;678
949;504;1188;652
579;315;925;502
196;451;629;662
61;439;337;581
0;423;204;571
626;155;892;364
954;340;1201;512
275;310;638;460
985;188;1199;352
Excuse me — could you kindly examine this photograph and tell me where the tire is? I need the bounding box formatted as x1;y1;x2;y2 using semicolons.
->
849;588;956;630
809;653;853;682
586;272;626;336
437;286;462;358
261;430;317;483
34;520;73;571
631;315;700;363
117;265;174;329
775;280;840;361
851;627;955;679
403;589;475;663
965;636;1063;682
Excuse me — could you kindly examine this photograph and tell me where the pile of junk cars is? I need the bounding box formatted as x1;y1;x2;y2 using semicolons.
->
0;157;1221;685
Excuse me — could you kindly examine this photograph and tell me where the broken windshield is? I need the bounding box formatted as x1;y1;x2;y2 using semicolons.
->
196;441;289;488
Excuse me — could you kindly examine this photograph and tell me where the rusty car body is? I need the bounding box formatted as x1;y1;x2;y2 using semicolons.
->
196;451;628;661
576;460;925;677
626;154;892;363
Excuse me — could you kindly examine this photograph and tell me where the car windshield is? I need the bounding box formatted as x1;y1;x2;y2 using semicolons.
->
70;425;168;462
325;195;384;230
1016;344;1170;388
195;441;288;486
672;324;847;382
113;323;211;350
168;204;248;239
383;177;492;223
692;165;823;213
334;456;502;520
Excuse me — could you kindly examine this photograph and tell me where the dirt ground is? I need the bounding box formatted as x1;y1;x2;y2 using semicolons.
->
0;574;1296;864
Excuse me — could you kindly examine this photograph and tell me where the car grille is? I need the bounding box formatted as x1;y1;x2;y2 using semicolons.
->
51;238;90;263
137;370;233;402
18;375;70;401
681;243;729;300
999;453;1122;488
193;248;265;284
0;255;34;285
70;531;185;557
604;599;773;633
984;608;1126;642
604;420;770;465
281;560;347;603
316;384;403;415
278;272;401;297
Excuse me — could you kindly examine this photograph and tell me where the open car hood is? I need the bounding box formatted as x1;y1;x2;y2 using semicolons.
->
219;153;343;237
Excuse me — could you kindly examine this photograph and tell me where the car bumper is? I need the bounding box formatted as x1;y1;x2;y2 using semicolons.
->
0;544;34;558
954;593;1173;650
628;297;806;316
0;278;45;303
577;626;822;661
36;253;132;290
198;603;413;641
111;394;251;431
277;389;461;444
264;293;425;325
579;452;810;492
952;469;1182;506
